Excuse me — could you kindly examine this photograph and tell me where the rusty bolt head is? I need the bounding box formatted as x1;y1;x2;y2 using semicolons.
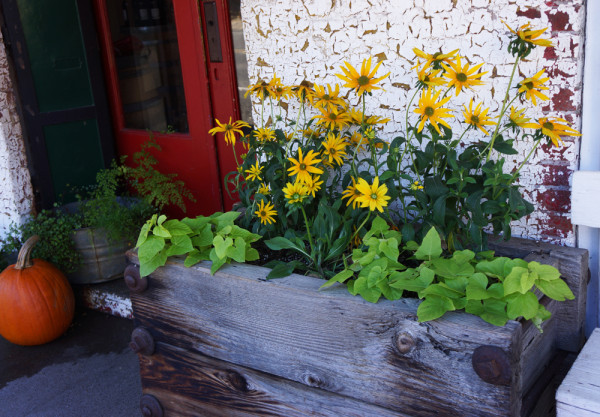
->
130;327;155;356
472;345;511;385
395;332;415;354
124;264;148;293
140;394;163;417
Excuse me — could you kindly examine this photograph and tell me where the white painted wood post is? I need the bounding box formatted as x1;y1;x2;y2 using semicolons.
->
574;1;600;335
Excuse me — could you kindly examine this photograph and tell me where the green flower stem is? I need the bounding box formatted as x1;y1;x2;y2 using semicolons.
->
300;205;316;264
487;56;520;161
350;211;371;245
511;135;543;181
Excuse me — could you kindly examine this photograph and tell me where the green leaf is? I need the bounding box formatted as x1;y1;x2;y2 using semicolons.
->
487;283;505;299
184;249;210;267
193;225;214;247
419;282;464;299
166;234;194;257
209;248;227;275
211;211;240;229
430;257;474;279
320;269;354;289
266;236;300;251
367;266;386;288
476;257;509;279
181;216;211;233
163;219;194;236
417;295;455;322
379;238;400;262
506;291;540;320
152;223;172;238
389;267;433;292
353;276;382;303
504;266;535;295
135;221;152;248
138;235;166;264
480;299;508;326
529;261;561;281
139;247;168;277
378;280;403;300
213;235;233;259
226;237;247;263
325;236;350;262
363;216;389;240
465;273;490;300
536;278;575;301
414;227;443;260
266;261;303;279
245;247;259;262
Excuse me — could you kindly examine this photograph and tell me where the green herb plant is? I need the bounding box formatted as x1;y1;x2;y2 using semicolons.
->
135;211;261;277
321;218;574;329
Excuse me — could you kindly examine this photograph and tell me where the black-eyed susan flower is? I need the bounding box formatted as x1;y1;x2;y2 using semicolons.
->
525;117;581;147
258;182;270;195
287;148;323;184
346;131;367;151
336;56;390;96
355;176;391;213
208;117;251;146
341;177;363;209
410;181;424;191
518;69;549;106
414;88;454;134
415;61;446;88
253;127;276;142
283;180;309;204
442;56;486;96
313;107;351;131
245;160;263;182
255;200;277;225
304;175;324;198
270;81;293;101
507;106;532;130
311;83;347;111
293;80;315;103
463;99;497;135
321;132;348;166
245;80;271;100
503;21;553;48
413;48;459;70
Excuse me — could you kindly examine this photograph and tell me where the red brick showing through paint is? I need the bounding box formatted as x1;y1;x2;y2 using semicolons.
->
540;213;572;242
546;10;571;31
552;88;576;112
536;188;571;212
540;163;570;187
516;7;542;19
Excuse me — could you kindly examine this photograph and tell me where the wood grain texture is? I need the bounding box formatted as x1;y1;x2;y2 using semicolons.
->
556;328;600;416
489;235;589;352
128;252;526;416
138;341;412;417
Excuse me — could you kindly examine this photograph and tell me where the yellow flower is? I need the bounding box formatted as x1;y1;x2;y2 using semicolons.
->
503;21;553;48
518;69;550;106
414;88;454;134
321;132;348;166
355;176;391;212
442;56;486;96
304;175;324;198
270;81;293;101
311;83;347;111
283;180;309;204
287;148;323;184
341;177;363;209
255;200;277;225
245;160;263;182
415;61;446;88
507;106;532;128
303;127;322;140
410;181;424;191
525;117;581;147
245;80;271;100
346;131;367;151
313;107;351;131
208;117;250;146
413;48;459;69
254;127;276;142
336;56;390;96
293;80;315;103
258;182;270;195
365;114;391;126
462;99;496;135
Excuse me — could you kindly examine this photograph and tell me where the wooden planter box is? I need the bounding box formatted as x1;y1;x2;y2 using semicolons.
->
124;236;588;417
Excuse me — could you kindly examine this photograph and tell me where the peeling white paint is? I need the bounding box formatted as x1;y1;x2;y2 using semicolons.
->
0;30;33;240
241;0;585;246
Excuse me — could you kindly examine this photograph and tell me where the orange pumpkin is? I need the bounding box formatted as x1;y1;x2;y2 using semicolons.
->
0;235;75;345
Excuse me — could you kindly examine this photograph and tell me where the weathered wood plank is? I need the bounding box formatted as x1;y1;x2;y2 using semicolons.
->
128;252;523;416
489;235;589;352
138;341;412;417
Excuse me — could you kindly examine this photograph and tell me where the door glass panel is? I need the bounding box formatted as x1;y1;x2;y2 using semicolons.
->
106;0;188;132
228;0;253;124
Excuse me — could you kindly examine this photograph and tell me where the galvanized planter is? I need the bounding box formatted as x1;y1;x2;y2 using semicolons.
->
67;227;131;285
124;236;588;417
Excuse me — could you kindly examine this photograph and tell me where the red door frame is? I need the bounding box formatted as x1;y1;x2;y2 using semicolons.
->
92;0;242;216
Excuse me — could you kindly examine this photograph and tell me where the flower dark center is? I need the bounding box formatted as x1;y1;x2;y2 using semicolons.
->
471;115;480;124
329;113;338;120
260;211;266;216
330;148;336;154
371;193;378;200
424;106;435;117
525;82;534;90
293;193;300;200
433;52;442;60
543;122;554;131
357;75;370;86
300;163;307;170
323;94;331;100
456;73;468;82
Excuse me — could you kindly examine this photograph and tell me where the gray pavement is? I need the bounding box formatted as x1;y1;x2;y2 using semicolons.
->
0;310;142;417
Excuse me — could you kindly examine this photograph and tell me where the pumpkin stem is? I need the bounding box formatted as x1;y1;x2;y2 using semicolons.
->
15;235;40;270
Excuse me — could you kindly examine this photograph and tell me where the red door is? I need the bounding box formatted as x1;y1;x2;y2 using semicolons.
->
93;0;244;217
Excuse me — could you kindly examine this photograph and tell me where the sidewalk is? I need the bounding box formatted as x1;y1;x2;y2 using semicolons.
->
0;304;142;417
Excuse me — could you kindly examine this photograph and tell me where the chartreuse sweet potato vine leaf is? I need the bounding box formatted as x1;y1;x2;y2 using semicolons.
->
136;212;261;277
319;217;574;331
